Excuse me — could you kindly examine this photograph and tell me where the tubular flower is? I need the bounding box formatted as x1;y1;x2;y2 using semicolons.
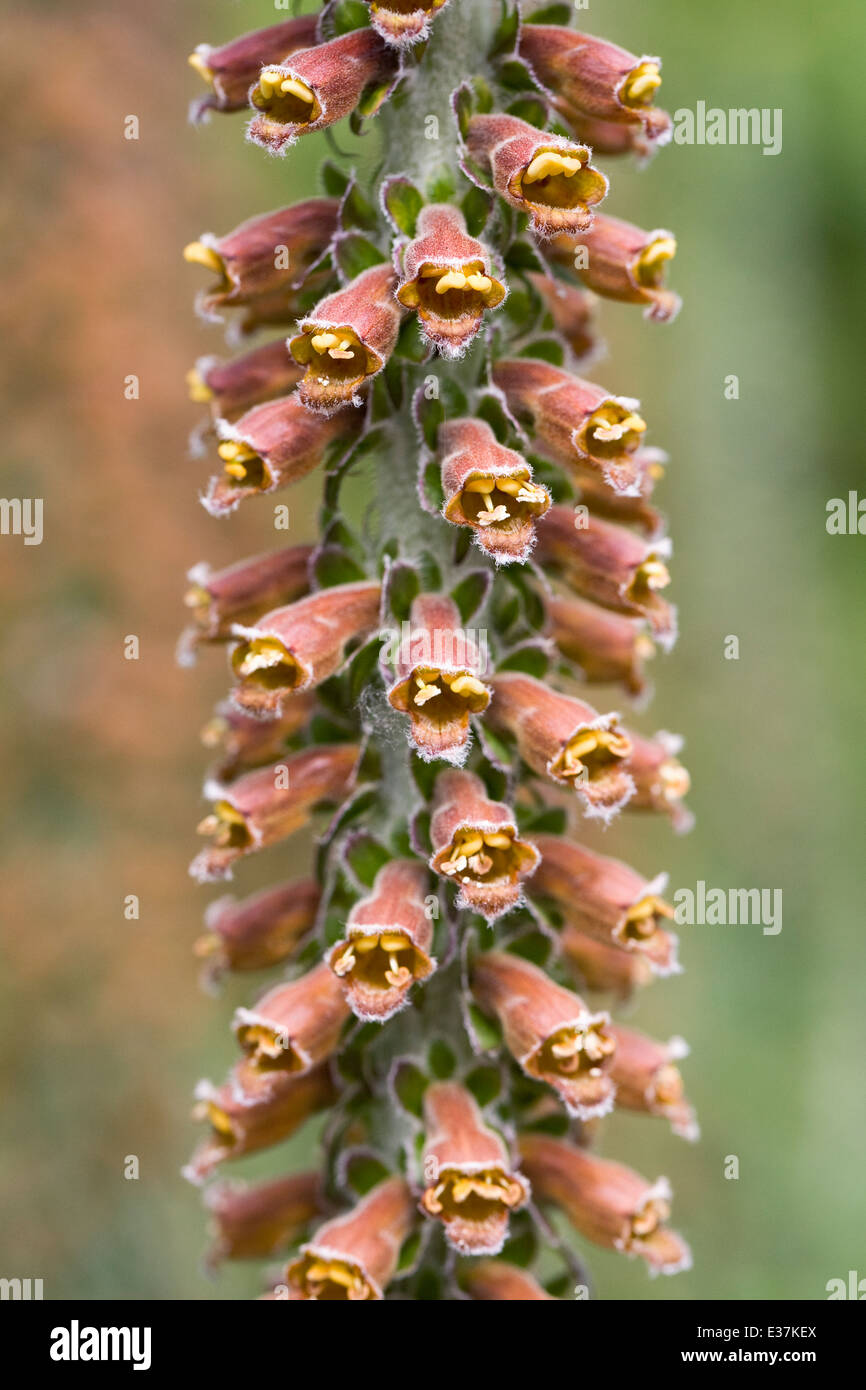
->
188;16;319;118
183;199;338;321
187;340;303;423
544;591;655;698
519;1134;691;1276
548;215;681;323
179;545;311;663
233;962;350;1075
328;859;435;1021
518;26;673;149
205;394;362;517
248;28;395;155
366;0;450;49
429;768;539;921
229;581;381;718
472;951;616;1119
194;878;321;981
185;1062;336;1185
387;593;490;763
465;112;608;239
396;204;506;357
463;1260;555;1301
419;1081;529;1254
488;672;634;822
536;506;677;650
290;262;402;414
531;834;679;978
493;356;649;496
203;1171;324;1268
438;418;550;564
183;2;695;1302
191;743;360;882
609;1026;699;1141
285;1176;414;1300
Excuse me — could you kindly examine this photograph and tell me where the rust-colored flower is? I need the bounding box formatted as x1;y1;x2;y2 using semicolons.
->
429;767;538;921
465;113;608;239
285;1175;414;1300
194;877;321;980
229;581;381;718
463;1260;555;1301
472;951;616;1118
233;961;351;1075
536;506;676;649
561;928;655;1001
488;672;634;822
366;0;449;48
204;393;362;517
387;594;490;764
191;743;360;882
396;204;506;357
419;1081;529;1254
203;1171;324;1267
183;199;338;320
493;357;649;496
248;28;395;155
188;15;319;118
609;1026;699;1141
531;834;679;977
290;263;402;414
548;215;680;323
519;1133;691;1276
187;339;303;423
184;1062;335;1184
179;545;312;664
199;697;316;782
545;591;655;698
527;272;598;362
624;729;693;831
572;448;667;537
328;859;435;1022
438;417;550;564
518;26;672;148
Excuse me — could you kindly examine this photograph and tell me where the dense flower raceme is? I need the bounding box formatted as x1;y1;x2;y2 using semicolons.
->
181;1;693;1301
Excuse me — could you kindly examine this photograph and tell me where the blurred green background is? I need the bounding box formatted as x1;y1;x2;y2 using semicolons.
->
1;0;863;1300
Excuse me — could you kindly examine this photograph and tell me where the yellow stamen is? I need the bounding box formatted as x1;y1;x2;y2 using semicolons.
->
183;241;223;273
280;77;315;103
466;273;492;292
187;51;213;86
524;151;582;183
435;270;468;293
310;331;341;354
623;63;662;106
447;674;487;697
186;368;213;403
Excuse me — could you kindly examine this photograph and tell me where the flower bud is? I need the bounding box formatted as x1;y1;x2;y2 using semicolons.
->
548;215;680;323
519;1134;691;1275
624;729;693;831
531;834;679;977
179;545;312;663
230;581;381;718
188;16;319;118
419;1081;529;1254
184;1062;335;1184
536;506;677;650
183;199;338;320
438;418;550;565
396;204;506;357
204;1171;324;1267
465;113;608;239
429;768;538;921
387;594;490;764
609;1026;698;1140
488;672;634;822
463;1260;555;1301
191;743;360;881
527;273;598;362
545;591;655;697
199;698;316;782
285;1175;414;1299
205;393;362;517
518;26;672;148
492;357;648;496
194;878;320;979
328;859;435;1021
290;263;402;414
187;340;303;423
472;952;616;1118
233;961;350;1076
560;928;654;1000
248;28;395;155
366;0;449;48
